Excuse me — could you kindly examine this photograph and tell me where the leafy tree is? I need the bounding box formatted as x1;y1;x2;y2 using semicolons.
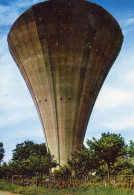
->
12;141;47;161
87;132;127;185
128;140;134;158
68;145;99;179
0;142;5;164
1;162;10;180
28;151;57;185
113;158;134;175
53;165;72;180
11;140;58;185
95;163;107;182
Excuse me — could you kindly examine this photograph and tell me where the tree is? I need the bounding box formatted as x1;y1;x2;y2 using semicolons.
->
0;142;5;164
12;141;47;161
11;140;58;185
68;145;99;179
128;140;134;158
28;151;57;186
53;165;72;180
1;162;11;180
87;132;127;185
112;157;133;175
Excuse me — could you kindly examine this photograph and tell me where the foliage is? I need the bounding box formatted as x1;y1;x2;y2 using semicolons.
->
12;141;47;161
0;181;133;195
1;133;134;189
87;132;127;167
53;165;72;180
68;145;100;179
87;132;127;184
0;142;5;164
1;140;58;184
128;140;134;158
111;157;133;176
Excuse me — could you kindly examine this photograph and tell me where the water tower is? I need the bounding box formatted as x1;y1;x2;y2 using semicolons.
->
8;0;123;165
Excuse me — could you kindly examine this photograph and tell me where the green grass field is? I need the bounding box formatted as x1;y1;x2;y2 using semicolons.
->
0;181;133;195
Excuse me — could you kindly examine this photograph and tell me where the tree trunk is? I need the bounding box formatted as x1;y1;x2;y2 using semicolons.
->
12;176;14;185
129;178;131;188
41;173;43;186
107;164;110;185
36;172;39;187
113;175;117;184
104;176;107;186
22;176;25;186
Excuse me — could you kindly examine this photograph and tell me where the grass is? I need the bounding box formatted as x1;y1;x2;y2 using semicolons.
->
0;181;133;195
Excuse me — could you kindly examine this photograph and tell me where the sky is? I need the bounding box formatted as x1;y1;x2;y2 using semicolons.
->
0;0;134;162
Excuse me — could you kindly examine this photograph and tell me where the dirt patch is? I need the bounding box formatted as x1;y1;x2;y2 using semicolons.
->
0;191;19;195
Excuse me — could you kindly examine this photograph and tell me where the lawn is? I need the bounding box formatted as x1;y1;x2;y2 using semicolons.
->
0;181;133;195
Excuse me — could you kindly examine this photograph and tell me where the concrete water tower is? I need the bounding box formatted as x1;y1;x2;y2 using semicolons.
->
8;0;123;165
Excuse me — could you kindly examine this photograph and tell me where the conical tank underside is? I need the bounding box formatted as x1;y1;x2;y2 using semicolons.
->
8;0;123;165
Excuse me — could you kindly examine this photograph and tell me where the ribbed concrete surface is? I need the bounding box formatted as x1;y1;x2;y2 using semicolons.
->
8;0;123;165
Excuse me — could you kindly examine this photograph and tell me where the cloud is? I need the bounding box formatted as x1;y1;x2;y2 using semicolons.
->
0;108;38;128
0;5;19;26
0;0;49;162
0;35;9;55
0;0;44;27
102;113;134;129
124;71;134;84
2;125;45;162
125;17;134;25
13;0;44;8
119;14;134;35
95;86;132;110
13;125;44;139
94;46;134;111
0;56;38;130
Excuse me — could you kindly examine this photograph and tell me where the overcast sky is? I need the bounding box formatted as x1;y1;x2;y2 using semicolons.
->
0;0;134;162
